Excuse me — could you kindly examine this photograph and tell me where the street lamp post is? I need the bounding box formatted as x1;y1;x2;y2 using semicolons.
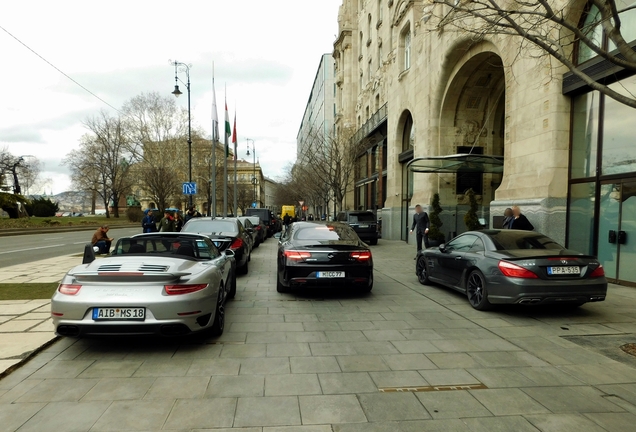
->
246;139;257;207
171;60;193;208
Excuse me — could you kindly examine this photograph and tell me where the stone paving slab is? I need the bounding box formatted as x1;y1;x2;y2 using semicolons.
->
0;238;635;430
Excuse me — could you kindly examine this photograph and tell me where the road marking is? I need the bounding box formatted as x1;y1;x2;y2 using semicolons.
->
44;237;63;240
0;244;66;255
73;241;90;245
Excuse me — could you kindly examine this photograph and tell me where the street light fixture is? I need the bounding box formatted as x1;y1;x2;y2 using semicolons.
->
170;60;193;208
246;138;257;207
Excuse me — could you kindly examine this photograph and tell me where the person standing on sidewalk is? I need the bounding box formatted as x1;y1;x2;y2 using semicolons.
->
159;211;175;232
142;209;157;233
409;204;430;258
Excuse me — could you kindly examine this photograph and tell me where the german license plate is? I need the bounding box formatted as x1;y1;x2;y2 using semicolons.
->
92;307;146;320
317;271;345;278
547;266;581;275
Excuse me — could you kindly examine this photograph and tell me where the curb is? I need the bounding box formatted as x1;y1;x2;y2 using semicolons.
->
0;225;135;238
0;336;60;380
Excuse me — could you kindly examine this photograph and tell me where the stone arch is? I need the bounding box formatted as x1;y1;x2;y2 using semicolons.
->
395;109;415;240
436;48;507;233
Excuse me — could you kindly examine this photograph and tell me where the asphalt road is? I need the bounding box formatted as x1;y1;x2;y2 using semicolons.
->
0;227;141;268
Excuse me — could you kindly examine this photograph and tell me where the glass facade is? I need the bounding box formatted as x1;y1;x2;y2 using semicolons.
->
571;92;599;179
602;76;636;175
567;182;596;256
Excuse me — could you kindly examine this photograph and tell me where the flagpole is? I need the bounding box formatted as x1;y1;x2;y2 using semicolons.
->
223;88;228;217
233;107;238;215
211;64;218;217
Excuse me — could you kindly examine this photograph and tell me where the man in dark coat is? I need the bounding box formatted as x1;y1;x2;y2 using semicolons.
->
283;213;291;232
409;204;430;257
510;206;534;230
142;209;157;233
502;208;514;229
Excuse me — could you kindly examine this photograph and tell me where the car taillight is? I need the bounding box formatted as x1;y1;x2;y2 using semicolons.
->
350;251;372;261
165;284;209;295
230;238;243;249
256;226;261;230
498;261;538;279
590;265;605;278
58;284;82;295
284;250;312;261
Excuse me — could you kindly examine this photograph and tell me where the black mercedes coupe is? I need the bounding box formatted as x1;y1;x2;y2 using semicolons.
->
276;222;373;293
416;230;607;310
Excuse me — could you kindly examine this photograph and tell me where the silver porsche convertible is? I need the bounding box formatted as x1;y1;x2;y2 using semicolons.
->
51;233;236;337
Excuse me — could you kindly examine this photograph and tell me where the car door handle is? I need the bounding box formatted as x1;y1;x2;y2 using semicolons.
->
454;256;462;260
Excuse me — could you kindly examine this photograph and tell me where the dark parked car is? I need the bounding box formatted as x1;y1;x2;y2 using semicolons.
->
239;215;266;247
275;221;373;293
237;217;259;250
246;208;279;237
182;217;252;274
336;211;379;245
416;229;607;310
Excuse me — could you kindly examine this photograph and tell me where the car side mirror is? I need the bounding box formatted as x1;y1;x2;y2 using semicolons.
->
247;228;254;233
224;249;235;257
438;244;446;253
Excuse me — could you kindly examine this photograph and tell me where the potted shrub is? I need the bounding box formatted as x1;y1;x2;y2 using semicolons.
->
428;193;445;247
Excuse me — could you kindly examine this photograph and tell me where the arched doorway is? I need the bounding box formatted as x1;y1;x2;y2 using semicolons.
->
438;52;506;233
397;110;414;241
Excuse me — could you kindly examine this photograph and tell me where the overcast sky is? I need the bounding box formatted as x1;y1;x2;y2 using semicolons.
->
0;0;341;194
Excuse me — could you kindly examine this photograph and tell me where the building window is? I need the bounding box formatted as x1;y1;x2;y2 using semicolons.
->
378;0;383;21
403;29;411;71
359;31;364;58
375;94;380;111
367;59;372;83
366;106;370;119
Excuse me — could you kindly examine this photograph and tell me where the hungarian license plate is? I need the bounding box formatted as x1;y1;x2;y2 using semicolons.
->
317;271;345;278
547;266;581;275
93;307;146;321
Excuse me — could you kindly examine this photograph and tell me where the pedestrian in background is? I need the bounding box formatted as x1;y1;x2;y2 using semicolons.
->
91;225;113;254
510;206;534;230
185;206;201;223
283;213;291;232
159;211;175;232
142;209;157;233
409;204;430;258
175;212;184;232
502;208;514;229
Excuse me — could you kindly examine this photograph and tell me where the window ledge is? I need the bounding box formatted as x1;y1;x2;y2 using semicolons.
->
398;68;410;81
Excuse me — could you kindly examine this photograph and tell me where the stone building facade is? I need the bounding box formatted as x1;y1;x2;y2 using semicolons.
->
333;0;636;285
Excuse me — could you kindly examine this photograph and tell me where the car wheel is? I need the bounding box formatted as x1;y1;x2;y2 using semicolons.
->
238;260;249;275
209;285;225;336
416;256;431;285
276;273;289;293
226;270;237;300
466;270;492;311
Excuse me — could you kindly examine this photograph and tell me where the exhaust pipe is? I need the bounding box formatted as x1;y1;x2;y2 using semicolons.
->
519;298;542;304
57;325;80;337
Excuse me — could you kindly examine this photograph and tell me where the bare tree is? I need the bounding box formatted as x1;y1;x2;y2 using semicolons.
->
121;92;191;211
297;127;363;213
434;0;636;107
64;111;135;218
0;148;42;196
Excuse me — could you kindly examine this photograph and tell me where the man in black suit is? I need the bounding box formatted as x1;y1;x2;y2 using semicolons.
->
410;204;430;258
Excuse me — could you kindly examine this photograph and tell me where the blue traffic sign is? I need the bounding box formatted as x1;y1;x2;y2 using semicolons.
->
182;182;197;195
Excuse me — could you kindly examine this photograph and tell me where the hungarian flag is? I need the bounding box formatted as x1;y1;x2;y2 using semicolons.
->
224;100;231;158
231;112;237;161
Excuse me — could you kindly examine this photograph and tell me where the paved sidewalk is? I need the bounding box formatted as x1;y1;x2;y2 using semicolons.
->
0;239;635;431
0;254;82;374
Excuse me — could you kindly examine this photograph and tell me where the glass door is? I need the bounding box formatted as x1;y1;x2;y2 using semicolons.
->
597;180;636;283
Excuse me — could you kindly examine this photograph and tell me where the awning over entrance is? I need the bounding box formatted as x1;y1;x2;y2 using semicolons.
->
407;154;504;173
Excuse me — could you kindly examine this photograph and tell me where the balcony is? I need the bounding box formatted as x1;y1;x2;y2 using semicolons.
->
352;103;387;144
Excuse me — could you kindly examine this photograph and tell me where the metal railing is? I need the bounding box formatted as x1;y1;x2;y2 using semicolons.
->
352;103;387;144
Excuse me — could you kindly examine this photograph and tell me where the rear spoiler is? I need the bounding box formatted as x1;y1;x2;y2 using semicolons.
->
72;271;191;282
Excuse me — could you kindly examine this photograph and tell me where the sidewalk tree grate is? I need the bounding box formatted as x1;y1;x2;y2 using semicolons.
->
378;384;488;393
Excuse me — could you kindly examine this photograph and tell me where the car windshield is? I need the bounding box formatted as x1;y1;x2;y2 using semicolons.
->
294;225;357;241
349;213;375;222
488;231;564;251
112;236;216;259
246;217;260;224
183;220;237;234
